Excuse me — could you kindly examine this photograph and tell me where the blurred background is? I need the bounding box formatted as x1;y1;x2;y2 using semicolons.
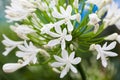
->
0;0;120;80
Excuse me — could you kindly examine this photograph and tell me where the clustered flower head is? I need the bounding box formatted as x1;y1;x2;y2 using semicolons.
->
2;0;120;78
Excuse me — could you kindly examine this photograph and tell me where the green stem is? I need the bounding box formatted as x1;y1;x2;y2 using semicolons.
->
77;63;86;80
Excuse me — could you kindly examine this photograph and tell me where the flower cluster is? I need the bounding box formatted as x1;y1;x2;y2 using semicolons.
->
2;0;120;78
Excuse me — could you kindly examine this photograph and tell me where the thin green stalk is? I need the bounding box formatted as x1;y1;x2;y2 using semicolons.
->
77;63;86;80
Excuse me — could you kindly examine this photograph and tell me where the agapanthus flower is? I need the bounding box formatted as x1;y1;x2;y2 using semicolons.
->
90;41;118;67
47;26;72;50
2;35;23;56
52;5;80;32
51;50;81;78
88;13;101;33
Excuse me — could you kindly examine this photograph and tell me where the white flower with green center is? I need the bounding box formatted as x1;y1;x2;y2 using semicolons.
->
51;50;81;78
52;5;80;32
90;41;118;67
5;0;36;22
10;24;35;40
16;41;40;64
47;26;72;50
88;13;101;33
2;35;23;56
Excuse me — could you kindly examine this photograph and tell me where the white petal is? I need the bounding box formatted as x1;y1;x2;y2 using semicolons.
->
70;64;77;73
69;52;75;60
101;58;107;68
2;46;15;56
48;32;60;37
66;20;74;32
52;10;64;18
51;62;65;67
66;5;72;15
54;20;65;26
54;25;62;34
96;53;101;60
62;50;68;59
102;41;117;50
71;57;81;65
104;51;118;57
61;39;66;50
60;6;66;16
60;65;69;78
16;51;27;57
116;35;120;44
65;34;72;41
54;55;64;62
47;39;60;47
2;63;23;73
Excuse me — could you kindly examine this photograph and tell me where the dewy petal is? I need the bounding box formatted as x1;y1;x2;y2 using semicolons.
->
51;62;65;67
61;39;66;50
2;63;23;73
69;52;75;60
54;55;65;62
102;41;116;50
71;57;81;65
66;20;74;32
65;34;72;41
47;39;60;47
62;50;68;59
70;64;78;73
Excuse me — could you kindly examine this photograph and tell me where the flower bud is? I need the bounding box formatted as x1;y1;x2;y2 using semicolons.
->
73;0;79;9
2;63;23;73
89;44;96;51
116;35;120;44
105;33;118;40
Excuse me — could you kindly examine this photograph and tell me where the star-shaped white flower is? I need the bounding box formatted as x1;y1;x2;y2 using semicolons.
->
2;35;23;56
52;5;80;32
16;41;40;64
88;13;101;33
51;50;81;78
90;41;118;67
10;24;35;40
5;0;36;22
47;26;72;50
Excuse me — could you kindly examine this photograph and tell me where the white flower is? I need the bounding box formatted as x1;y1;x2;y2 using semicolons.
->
2;63;24;73
105;33;120;44
16;41;40;64
88;13;101;33
51;50;81;78
2;35;23;56
103;2;120;28
47;26;72;50
52;5;80;32
5;0;36;22
10;24;35;40
90;41;118;67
